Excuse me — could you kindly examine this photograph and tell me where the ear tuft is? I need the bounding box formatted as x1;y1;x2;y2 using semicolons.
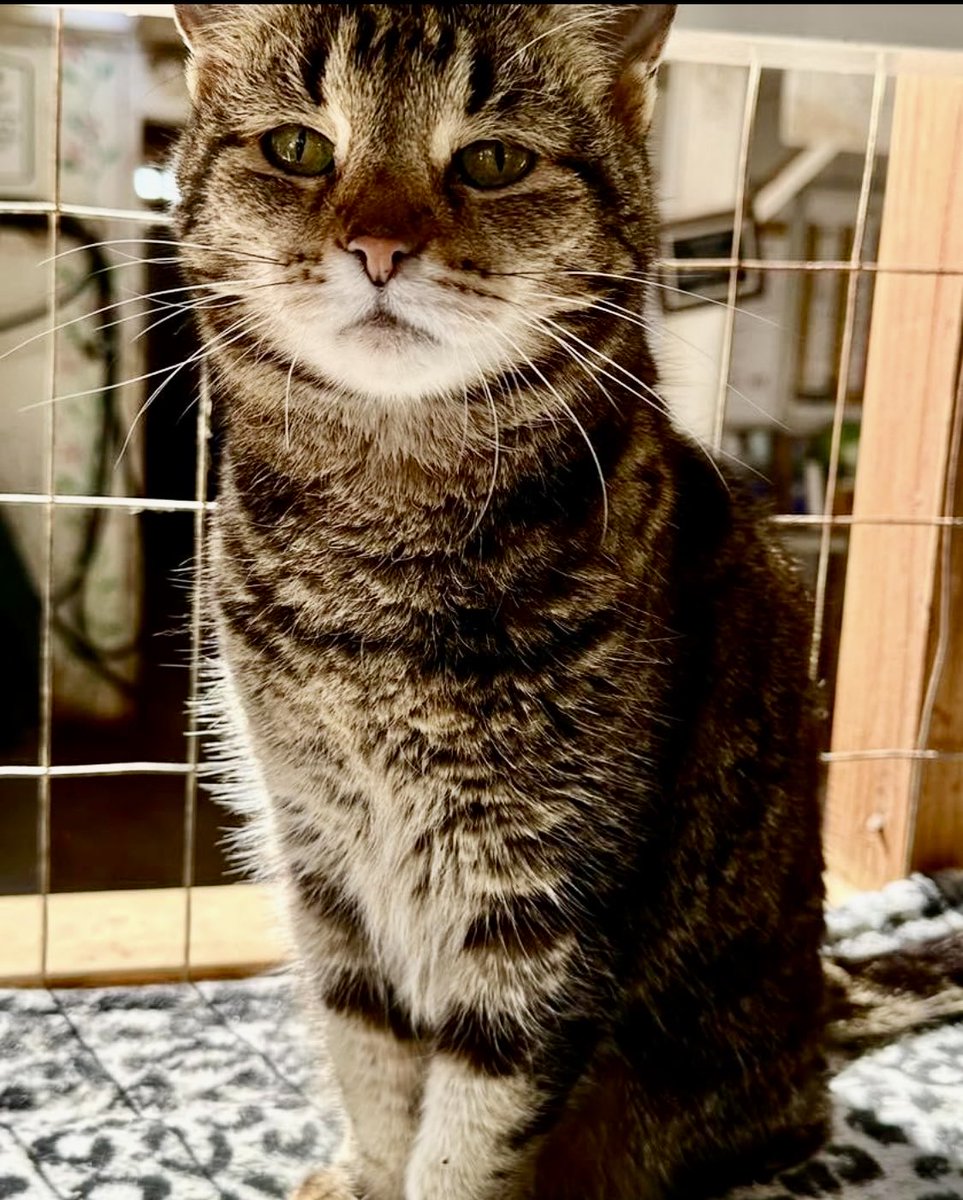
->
173;5;216;51
617;4;677;74
174;5;246;98
606;5;677;133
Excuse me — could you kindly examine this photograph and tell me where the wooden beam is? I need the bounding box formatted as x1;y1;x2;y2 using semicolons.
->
824;74;963;890
0;883;286;987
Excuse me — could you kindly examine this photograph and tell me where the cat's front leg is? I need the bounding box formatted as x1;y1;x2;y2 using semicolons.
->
405;939;593;1200
322;1005;425;1199
287;876;425;1200
405;1053;542;1200
291;1012;423;1200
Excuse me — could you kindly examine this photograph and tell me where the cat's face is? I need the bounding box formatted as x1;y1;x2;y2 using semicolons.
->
174;4;673;408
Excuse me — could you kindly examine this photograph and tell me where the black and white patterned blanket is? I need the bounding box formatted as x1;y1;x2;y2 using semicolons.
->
2;875;962;1199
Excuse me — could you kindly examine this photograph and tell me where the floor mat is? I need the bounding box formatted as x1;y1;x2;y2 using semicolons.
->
2;874;961;1199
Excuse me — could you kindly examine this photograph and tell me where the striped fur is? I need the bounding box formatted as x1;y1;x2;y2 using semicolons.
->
174;7;828;1198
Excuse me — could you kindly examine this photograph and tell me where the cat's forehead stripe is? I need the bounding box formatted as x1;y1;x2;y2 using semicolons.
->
466;48;497;116
293;7;503;121
300;42;328;108
350;6;459;75
352;8;378;68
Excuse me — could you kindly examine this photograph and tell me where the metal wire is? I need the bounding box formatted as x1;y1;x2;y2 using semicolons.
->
0;492;211;512
710;58;761;453
907;347;963;838
661;258;963;277
1;12;962;983
0;199;172;225
0;762;193;778
36;9;65;983
0;8;197;982
808;60;888;680
822;749;963;764
180;368;212;979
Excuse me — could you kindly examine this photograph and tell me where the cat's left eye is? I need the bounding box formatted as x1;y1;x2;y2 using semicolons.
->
455;140;535;189
261;125;334;177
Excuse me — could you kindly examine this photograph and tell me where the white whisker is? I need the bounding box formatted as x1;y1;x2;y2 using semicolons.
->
490;266;779;329
0;277;266;366
19;299;263;411
518;286;786;429
504;9;607;65
113;312;267;470
557;270;782;329
526;313;759;491
284;338;303;453
133;295;241;345
40;237;284;267
587;296;786;428
1;277;296;370
464;339;501;539
511;307;665;420
479;317;609;538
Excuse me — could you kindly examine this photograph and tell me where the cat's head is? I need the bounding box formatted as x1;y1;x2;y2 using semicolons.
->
173;4;674;410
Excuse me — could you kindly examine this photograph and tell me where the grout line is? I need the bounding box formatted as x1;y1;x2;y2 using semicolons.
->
47;988;229;1194
3;1119;68;1198
189;977;323;1108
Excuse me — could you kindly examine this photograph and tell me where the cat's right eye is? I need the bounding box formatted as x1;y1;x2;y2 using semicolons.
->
260;125;335;177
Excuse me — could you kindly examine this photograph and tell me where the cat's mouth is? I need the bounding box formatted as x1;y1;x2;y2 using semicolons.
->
343;309;438;345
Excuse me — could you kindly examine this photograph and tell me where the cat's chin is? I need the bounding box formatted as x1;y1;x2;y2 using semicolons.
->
306;326;479;404
263;309;510;405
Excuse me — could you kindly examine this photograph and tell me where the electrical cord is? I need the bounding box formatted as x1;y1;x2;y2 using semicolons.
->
0;281;98;335
1;214;141;698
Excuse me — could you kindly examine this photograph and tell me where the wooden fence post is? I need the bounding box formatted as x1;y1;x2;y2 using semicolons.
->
824;75;963;890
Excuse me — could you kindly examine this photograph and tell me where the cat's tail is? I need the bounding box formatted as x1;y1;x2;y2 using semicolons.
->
824;869;963;1055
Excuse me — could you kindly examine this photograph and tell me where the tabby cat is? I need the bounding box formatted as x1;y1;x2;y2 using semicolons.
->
173;6;828;1198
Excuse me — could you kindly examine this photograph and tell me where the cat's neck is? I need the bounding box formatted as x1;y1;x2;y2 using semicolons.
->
210;315;672;559
218;395;664;563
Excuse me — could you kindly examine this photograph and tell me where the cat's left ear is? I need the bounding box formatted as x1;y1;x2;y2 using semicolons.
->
594;4;677;133
173;5;219;51
173;4;244;95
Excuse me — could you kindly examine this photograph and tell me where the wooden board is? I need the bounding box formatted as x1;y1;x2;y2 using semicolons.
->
0;883;286;987
914;465;963;871
824;75;963;889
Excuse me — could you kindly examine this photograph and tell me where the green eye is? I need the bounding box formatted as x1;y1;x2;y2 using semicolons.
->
455;140;535;189
261;124;334;177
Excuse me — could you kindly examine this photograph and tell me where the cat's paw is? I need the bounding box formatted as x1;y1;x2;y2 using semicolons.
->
289;1165;358;1200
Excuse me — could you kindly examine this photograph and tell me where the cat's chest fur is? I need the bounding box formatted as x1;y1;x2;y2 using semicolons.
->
214;501;614;1022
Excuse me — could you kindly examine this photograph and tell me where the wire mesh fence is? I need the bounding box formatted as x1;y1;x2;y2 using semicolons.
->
0;8;961;982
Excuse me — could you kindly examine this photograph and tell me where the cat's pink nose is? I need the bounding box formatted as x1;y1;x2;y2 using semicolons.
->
347;236;411;286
